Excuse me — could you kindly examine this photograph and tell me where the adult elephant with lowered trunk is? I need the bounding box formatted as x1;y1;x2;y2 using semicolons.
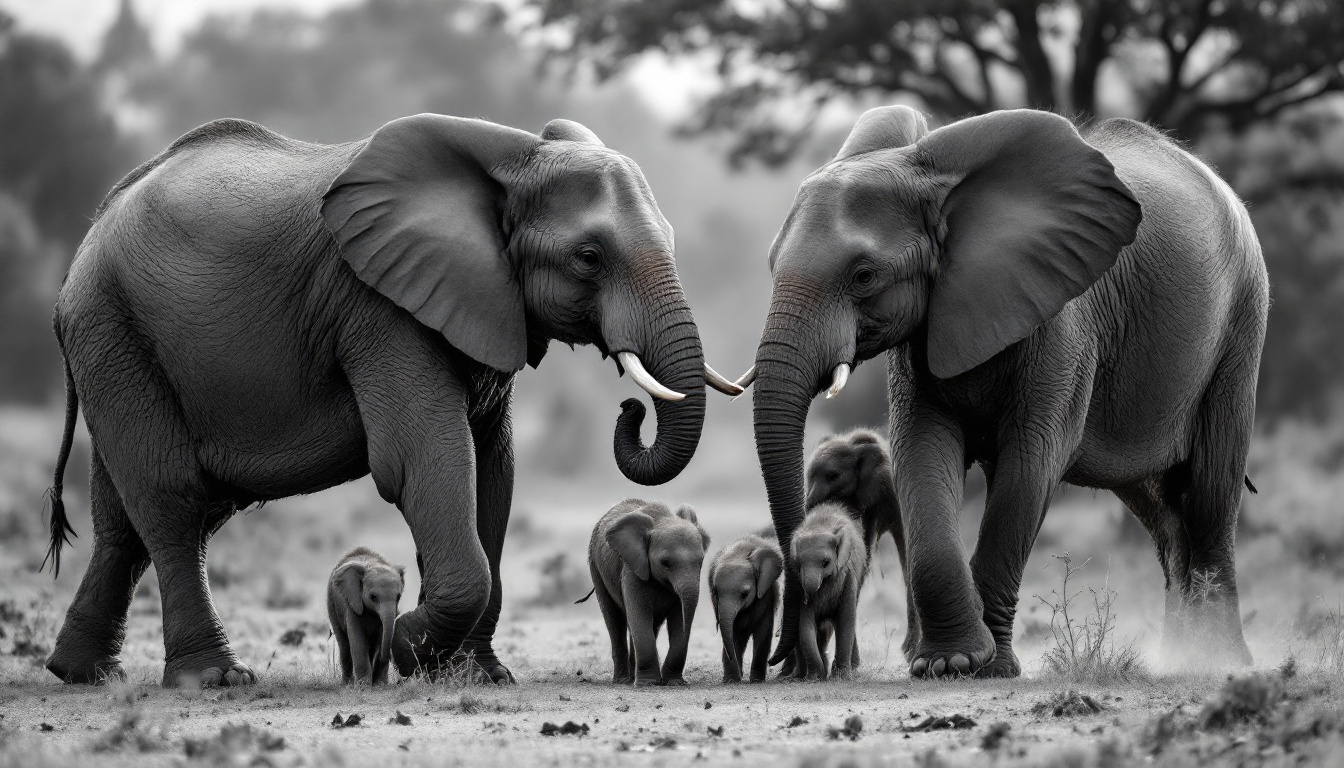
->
43;114;741;687
742;106;1267;679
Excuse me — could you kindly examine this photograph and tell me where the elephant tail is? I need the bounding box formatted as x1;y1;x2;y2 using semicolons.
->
1244;475;1258;494
574;586;596;604
42;352;80;578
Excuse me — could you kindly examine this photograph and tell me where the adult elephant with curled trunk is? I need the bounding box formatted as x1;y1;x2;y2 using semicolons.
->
743;106;1267;679
43;114;740;688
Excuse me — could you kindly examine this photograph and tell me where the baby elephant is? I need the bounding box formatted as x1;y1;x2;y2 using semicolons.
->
708;535;783;683
327;547;405;684
790;504;868;680
806;428;899;555
588;499;710;686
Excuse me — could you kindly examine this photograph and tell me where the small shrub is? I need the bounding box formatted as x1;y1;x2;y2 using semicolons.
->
262;575;309;610
527;552;589;607
1035;553;1146;683
1200;673;1285;729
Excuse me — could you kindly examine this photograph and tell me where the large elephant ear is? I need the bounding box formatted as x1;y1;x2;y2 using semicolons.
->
334;562;366;615
607;510;656;581
835;105;929;160
321;114;541;373
916;110;1142;379
751;545;783;599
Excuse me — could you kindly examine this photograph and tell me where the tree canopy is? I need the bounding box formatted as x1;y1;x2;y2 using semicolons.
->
531;0;1344;165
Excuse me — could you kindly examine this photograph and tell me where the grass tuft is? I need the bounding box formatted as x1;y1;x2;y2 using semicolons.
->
1034;553;1147;683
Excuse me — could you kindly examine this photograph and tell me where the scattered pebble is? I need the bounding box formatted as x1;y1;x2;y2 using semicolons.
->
330;713;363;729
826;714;863;741
903;714;977;732
389;711;412;726
540;721;589;736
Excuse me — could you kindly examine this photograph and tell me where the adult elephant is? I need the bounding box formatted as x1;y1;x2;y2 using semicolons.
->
43;114;740;687
743;106;1267;678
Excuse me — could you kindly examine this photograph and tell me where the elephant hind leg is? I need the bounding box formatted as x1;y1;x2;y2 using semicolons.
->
47;449;151;684
1165;351;1257;670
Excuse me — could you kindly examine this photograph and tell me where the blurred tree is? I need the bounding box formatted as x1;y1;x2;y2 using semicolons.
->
529;0;1344;165
94;0;154;75
0;11;133;403
0;11;132;250
129;0;564;145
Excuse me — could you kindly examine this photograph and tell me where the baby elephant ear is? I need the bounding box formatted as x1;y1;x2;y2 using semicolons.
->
607;511;656;581
321;114;541;373
335;562;366;615
674;505;711;550
916;110;1142;379
751;546;784;600
395;564;407;586
540;119;604;145
835;105;929;160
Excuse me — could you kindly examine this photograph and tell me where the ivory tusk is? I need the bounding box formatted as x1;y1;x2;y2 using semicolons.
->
825;363;851;399
704;364;745;396
734;365;757;389
617;352;685;402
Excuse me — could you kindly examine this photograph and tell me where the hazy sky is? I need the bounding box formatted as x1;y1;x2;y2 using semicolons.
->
0;0;361;58
0;0;703;119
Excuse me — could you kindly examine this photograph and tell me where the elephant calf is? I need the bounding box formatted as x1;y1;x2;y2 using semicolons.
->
789;504;867;680
327;547;405;685
707;534;783;683
587;499;709;686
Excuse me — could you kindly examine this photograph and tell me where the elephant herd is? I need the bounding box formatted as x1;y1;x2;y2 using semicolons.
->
39;103;1267;688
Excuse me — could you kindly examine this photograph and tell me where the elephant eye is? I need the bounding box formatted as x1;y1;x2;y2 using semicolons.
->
574;245;602;272
660;557;672;569
822;558;832;568
853;266;876;286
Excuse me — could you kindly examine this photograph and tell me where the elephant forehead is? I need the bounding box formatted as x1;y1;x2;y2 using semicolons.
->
713;562;753;585
535;151;671;241
771;166;919;275
791;531;835;554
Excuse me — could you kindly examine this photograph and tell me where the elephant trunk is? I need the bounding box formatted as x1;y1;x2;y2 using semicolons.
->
610;260;706;486
718;602;742;680
673;573;701;631
752;284;852;665
801;570;823;600
377;603;397;666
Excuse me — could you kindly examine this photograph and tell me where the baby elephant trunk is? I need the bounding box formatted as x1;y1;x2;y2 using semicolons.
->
718;603;741;679
674;574;701;631
378;603;397;666
802;570;823;602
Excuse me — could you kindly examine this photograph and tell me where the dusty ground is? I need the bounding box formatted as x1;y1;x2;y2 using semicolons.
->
4;406;1344;766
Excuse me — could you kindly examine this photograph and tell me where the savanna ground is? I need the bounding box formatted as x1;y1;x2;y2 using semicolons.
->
4;405;1344;767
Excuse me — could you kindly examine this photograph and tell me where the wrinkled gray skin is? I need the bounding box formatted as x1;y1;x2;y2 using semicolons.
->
751;106;1268;679
327;547;405;685
707;534;782;682
789;504;867;680
44;115;717;688
588;500;709;686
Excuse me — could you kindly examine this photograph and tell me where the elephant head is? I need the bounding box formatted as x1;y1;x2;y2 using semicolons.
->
607;504;709;627
708;536;783;680
322;115;739;486
334;560;406;667
746;107;1142;662
791;516;854;601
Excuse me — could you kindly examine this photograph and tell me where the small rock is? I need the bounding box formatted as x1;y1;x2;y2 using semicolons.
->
707;725;725;737
903;714;977;732
981;722;1011;751
39;723;54;732
279;628;305;646
389;711;412;726
330;713;363;729
826;714;863;741
786;716;809;728
540;721;589;736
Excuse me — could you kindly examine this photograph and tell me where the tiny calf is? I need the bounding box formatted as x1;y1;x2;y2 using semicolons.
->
327;546;405;684
790;503;868;680
586;499;710;686
708;534;783;682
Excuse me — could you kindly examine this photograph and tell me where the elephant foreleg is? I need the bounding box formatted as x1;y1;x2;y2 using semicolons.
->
622;584;663;686
662;606;691;685
895;402;991;678
799;603;825;680
459;398;516;684
750;617;772;682
833;579;858;678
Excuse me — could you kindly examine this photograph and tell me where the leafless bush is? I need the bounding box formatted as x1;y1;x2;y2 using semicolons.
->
527;552;589;607
1034;553;1147;683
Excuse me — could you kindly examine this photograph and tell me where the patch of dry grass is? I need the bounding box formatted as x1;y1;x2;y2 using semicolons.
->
1034;553;1147;684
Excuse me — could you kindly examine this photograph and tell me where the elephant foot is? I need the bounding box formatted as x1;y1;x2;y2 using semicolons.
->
473;662;516;685
974;644;1021;679
662;676;687;687
910;624;995;678
613;673;634;685
633;675;664;687
46;651;127;685
164;655;256;688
